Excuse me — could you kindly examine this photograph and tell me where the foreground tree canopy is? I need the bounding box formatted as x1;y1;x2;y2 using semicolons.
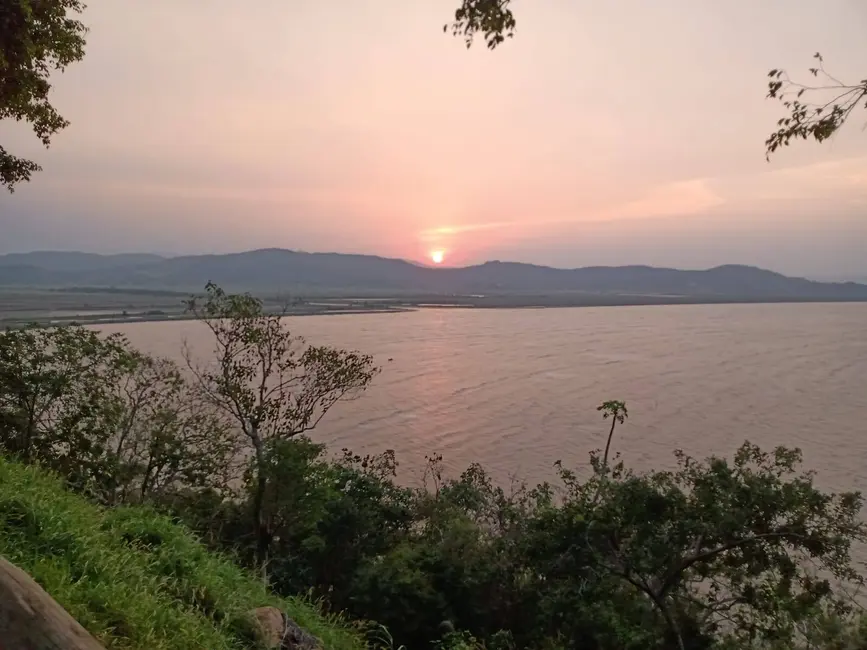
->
0;0;861;193
0;0;87;191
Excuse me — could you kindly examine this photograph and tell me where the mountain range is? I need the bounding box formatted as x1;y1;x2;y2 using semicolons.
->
1;249;866;302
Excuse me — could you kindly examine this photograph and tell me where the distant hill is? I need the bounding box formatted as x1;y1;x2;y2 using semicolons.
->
1;248;866;302
0;251;165;272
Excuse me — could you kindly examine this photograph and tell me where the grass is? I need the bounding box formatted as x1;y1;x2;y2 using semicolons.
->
0;455;369;650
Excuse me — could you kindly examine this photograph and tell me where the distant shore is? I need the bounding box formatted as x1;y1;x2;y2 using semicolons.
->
2;286;866;328
43;306;415;327
0;299;416;327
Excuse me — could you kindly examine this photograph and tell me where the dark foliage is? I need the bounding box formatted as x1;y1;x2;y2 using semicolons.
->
0;0;87;190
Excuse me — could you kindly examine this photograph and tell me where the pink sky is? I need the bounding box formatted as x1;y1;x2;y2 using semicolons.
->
1;0;866;278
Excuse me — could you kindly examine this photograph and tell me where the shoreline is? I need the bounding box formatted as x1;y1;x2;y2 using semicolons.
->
2;294;866;328
0;306;417;328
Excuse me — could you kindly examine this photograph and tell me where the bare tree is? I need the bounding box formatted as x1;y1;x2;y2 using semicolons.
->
108;353;238;504
184;282;379;576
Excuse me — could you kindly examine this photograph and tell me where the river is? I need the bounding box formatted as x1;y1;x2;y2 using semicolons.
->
100;302;867;492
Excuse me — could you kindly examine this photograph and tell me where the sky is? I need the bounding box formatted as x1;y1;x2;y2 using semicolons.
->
1;0;866;279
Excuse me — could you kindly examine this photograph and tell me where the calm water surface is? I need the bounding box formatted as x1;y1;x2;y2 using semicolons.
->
102;303;867;491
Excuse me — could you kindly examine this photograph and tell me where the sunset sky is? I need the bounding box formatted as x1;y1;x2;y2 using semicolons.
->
1;0;866;278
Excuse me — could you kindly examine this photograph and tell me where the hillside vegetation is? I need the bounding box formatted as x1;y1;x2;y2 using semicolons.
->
0;454;366;650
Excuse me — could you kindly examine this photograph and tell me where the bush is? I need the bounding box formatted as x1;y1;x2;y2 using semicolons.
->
182;430;867;650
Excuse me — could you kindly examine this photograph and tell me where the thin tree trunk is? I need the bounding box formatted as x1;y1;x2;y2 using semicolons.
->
250;430;271;581
253;473;270;572
602;416;617;475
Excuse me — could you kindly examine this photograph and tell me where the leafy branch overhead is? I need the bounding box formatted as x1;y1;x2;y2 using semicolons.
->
445;0;516;49
445;6;867;160
0;0;87;192
765;53;867;159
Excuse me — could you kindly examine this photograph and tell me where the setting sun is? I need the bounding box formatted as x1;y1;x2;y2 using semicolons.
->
430;250;445;265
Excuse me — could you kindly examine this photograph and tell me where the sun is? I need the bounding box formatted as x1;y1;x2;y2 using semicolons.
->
430;250;445;265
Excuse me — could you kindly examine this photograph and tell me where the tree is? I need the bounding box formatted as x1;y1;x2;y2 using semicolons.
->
0;324;234;504
184;282;379;576
0;0;88;192
0;325;133;491
170;395;867;649
765;53;867;159
551;412;866;650
106;352;237;504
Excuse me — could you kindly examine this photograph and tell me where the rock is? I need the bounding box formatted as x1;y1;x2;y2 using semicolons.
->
282;616;322;650
252;606;285;648
251;606;322;650
0;555;106;650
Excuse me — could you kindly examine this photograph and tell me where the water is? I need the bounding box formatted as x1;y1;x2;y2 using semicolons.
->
101;303;867;492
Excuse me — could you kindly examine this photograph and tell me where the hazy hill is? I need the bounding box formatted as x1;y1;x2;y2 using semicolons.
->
0;251;165;272
1;248;866;302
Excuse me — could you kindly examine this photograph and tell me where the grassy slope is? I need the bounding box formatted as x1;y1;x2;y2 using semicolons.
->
0;456;368;650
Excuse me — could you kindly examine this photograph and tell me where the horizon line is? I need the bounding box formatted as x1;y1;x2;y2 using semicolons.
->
3;247;865;283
